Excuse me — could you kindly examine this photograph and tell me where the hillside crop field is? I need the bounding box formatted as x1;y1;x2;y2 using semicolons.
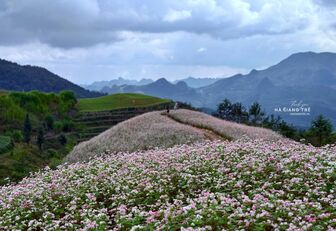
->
67;111;207;163
169;109;283;141
68;110;283;163
0;139;335;230
78;93;171;112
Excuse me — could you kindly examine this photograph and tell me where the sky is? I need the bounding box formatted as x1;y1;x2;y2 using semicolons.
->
0;0;336;84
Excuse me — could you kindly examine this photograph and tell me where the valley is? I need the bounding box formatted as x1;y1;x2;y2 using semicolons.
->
86;52;336;128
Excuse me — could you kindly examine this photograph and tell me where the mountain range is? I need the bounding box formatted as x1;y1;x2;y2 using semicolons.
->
97;52;336;128
82;76;221;91
81;77;154;91
1;52;335;128
0;59;102;98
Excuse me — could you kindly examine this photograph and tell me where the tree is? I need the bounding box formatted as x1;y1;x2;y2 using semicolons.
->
23;114;32;144
59;91;77;115
58;134;67;146
262;114;282;130
216;99;233;120
11;130;23;143
278;121;297;139
249;102;265;126
45;115;54;130
37;126;45;151
231;102;248;123
308;115;333;146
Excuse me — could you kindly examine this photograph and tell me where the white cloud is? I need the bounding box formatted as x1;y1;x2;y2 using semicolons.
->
197;47;207;53
1;0;336;83
163;9;192;22
1;0;333;48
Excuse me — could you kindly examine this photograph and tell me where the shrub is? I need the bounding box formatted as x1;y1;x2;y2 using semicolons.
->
61;119;74;132
58;134;67;146
54;121;63;133
10;130;23;143
0;136;13;154
46;149;58;158
45;114;54;130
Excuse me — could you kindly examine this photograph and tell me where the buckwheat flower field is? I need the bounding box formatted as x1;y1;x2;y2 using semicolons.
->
1;139;335;230
169;109;282;141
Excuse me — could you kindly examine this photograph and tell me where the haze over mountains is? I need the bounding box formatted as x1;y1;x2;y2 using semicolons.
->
200;52;336;128
81;77;154;91
87;52;336;128
1;52;336;127
83;76;220;91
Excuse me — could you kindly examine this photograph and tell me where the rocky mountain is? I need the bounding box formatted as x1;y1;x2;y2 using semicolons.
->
0;59;103;98
199;52;336;128
99;52;336;128
82;77;154;91
174;77;221;88
101;78;201;104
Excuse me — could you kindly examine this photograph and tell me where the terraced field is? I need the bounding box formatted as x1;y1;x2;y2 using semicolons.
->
76;94;171;142
78;93;170;112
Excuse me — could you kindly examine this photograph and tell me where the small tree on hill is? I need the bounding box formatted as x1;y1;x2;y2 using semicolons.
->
23;114;32;144
249;102;265;126
231;102;248;123
308;115;333;146
37;126;45;151
262;114;282;130
216;99;233;120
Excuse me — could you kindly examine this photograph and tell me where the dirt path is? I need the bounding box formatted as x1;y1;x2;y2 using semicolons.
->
161;112;225;141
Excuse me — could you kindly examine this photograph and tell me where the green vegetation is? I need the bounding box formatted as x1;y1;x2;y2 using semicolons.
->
214;98;336;146
78;93;171;112
305;115;334;146
0;91;173;184
0;136;13;154
0;90;78;184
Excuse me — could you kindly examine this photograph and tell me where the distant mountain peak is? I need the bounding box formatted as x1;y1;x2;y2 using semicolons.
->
249;69;258;75
155;78;170;84
175;81;188;88
282;51;336;63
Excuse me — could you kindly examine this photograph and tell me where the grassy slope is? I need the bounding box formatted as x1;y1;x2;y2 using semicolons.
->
78;93;171;112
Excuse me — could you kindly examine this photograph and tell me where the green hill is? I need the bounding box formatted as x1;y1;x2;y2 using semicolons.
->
78;93;171;112
75;93;172;142
0;59;103;98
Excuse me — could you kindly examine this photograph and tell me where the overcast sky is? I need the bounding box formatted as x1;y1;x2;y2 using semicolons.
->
0;0;336;84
